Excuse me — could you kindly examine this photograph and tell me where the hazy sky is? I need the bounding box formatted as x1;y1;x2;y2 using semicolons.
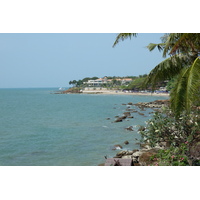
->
0;33;165;88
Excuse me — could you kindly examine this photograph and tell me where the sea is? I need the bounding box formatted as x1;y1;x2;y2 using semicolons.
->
0;88;168;166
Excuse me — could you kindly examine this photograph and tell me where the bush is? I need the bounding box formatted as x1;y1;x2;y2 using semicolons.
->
139;107;200;165
140;107;200;148
150;143;190;166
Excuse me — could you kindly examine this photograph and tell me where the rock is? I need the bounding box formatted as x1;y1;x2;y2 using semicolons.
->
134;100;170;109
121;115;127;119
123;112;131;116
132;149;139;153
139;149;159;166
114;115;127;122
138;126;145;131
116;150;126;156
140;143;152;150
122;155;132;159
106;118;110;120
126;150;134;155
125;126;134;131
112;144;123;150
132;151;143;158
128;102;133;105
114;118;123;122
127;116;134;118
124;140;129;145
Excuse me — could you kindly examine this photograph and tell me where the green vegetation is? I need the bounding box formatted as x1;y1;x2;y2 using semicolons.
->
68;74;168;91
113;33;200;116
113;33;200;165
139;107;200;165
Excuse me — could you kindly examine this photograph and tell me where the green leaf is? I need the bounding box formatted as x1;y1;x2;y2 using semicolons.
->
112;33;137;47
144;54;187;90
170;57;200;116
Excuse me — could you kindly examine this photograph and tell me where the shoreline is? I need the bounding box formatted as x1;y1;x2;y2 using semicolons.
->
98;98;170;166
82;90;169;97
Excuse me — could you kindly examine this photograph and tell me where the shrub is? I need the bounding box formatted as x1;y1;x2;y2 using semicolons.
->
140;107;200;148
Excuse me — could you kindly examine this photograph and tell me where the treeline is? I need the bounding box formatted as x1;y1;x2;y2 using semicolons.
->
68;74;170;90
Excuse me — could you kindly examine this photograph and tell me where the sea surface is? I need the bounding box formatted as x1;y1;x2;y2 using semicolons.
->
0;88;168;166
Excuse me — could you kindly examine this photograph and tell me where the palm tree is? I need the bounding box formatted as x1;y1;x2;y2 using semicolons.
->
113;33;200;116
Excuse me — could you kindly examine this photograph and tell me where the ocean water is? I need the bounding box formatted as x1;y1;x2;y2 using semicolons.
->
0;88;168;166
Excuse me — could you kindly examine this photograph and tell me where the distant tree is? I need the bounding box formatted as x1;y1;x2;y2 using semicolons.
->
126;77;146;90
72;80;77;87
76;80;83;87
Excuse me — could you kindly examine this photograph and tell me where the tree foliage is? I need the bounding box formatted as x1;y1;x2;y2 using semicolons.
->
113;33;200;116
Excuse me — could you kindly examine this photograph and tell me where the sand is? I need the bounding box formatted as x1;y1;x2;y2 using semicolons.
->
82;90;169;96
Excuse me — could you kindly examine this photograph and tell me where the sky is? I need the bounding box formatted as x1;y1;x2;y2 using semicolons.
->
0;33;166;88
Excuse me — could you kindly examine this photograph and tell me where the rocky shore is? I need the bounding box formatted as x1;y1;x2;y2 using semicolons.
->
99;137;168;166
99;99;170;166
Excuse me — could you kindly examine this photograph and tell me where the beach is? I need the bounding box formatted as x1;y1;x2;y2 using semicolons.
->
82;89;169;96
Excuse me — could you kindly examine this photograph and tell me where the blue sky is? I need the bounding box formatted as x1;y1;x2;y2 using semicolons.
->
0;33;165;88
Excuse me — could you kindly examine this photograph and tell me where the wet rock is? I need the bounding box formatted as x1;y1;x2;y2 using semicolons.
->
124;140;129;145
138;126;145;131
114;115;127;122
112;144;123;150
123;112;131;116
134;100;170;109
114;118;123;122
126;108;136;112
125;126;134;131
106;118;110;120
115;151;125;158
128;102;133;105
127;116;134;118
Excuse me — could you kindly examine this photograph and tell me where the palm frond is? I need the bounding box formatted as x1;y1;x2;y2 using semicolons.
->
162;33;183;58
143;54;188;90
146;43;165;52
169;33;189;55
170;68;190;117
170;57;200;116
112;33;137;47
